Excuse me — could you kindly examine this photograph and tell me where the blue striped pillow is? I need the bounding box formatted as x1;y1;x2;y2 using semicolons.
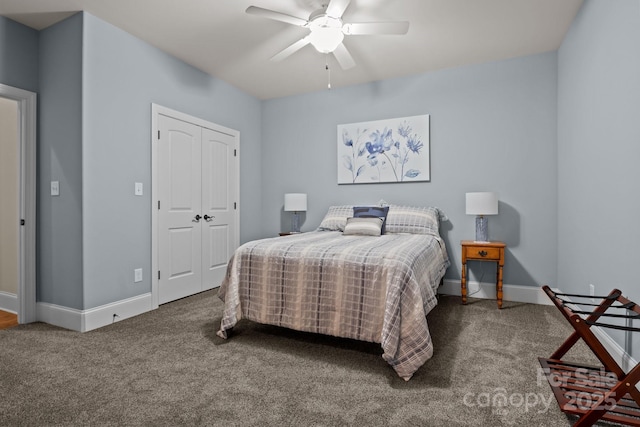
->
353;206;389;234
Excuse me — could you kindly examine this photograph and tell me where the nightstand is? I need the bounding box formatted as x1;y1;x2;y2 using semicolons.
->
461;240;506;308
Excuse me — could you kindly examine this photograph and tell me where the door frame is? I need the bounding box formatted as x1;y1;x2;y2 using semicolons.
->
0;84;37;324
150;104;240;309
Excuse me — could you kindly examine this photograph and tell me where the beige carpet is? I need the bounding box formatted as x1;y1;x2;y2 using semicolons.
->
0;290;604;426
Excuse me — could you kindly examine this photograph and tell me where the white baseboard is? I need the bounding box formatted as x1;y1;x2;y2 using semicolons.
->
36;293;153;332
82;293;153;332
439;280;638;374
0;291;18;314
438;279;553;306
36;302;82;331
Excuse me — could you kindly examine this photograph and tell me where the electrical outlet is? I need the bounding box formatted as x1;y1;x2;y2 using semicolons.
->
134;268;143;283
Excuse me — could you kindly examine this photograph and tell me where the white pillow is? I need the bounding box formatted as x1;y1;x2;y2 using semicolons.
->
342;217;383;236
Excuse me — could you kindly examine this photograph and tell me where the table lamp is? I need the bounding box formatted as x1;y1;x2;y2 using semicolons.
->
465;192;498;242
284;193;307;233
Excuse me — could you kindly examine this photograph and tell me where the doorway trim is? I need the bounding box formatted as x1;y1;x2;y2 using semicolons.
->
150;104;240;309
0;84;37;324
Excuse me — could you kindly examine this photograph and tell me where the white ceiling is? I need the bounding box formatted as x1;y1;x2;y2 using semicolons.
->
0;0;584;100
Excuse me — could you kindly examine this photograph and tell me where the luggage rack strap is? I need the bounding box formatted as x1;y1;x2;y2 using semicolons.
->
562;306;640;320
554;290;622;300
584;320;640;333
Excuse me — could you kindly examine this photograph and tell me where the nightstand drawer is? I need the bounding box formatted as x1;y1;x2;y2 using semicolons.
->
465;246;501;260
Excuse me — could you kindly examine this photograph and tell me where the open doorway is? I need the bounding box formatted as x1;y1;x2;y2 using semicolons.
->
0;97;19;324
0;84;37;324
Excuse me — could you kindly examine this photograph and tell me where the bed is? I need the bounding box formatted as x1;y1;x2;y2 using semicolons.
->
216;204;450;380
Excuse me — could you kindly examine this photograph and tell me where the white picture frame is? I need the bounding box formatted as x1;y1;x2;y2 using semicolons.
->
337;114;430;184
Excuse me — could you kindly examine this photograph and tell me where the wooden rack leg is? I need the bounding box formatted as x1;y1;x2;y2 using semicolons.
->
574;364;640;427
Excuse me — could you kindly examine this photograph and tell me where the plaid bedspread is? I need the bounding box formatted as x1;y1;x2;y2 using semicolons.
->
217;231;450;380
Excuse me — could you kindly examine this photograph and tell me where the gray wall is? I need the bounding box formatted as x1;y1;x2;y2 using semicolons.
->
558;0;640;353
38;14;84;309
80;12;262;308
0;16;39;92
5;11;262;310
262;52;558;287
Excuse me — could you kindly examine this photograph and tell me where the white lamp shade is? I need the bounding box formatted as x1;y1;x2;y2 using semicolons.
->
284;193;307;212
466;192;498;215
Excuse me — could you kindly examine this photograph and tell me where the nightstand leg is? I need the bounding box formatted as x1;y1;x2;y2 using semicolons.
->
461;262;467;305
497;264;503;309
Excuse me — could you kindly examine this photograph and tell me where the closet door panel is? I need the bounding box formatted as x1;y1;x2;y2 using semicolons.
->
201;127;237;290
157;115;202;304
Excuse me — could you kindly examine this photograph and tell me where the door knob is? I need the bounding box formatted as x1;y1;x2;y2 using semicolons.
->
204;215;214;222
194;214;202;222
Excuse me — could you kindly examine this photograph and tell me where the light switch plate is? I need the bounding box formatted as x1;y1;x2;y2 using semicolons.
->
134;182;143;196
51;181;60;196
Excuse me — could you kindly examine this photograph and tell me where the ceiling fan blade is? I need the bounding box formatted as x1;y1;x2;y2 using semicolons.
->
332;43;356;70
270;37;311;62
246;6;308;27
325;0;351;18
343;22;410;36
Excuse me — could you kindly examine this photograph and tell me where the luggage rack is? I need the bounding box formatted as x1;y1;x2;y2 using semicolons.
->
539;285;640;426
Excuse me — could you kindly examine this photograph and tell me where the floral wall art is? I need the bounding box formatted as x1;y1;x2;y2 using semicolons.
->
337;114;430;184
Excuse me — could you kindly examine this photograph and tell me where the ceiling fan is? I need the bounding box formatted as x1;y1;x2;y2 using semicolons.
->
246;0;410;70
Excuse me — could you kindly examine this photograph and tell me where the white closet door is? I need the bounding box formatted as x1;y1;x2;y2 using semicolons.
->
201;127;238;290
158;115;203;304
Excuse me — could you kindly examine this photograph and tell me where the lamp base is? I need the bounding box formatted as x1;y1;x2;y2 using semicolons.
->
475;216;488;242
291;212;300;233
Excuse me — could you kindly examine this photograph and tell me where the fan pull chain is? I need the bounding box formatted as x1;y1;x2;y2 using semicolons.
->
326;56;331;90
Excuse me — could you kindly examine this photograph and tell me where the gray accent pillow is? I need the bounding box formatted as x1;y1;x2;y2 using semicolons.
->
316;205;353;231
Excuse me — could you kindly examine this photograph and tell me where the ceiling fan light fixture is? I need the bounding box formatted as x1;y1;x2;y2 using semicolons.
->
308;14;344;53
247;2;408;70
